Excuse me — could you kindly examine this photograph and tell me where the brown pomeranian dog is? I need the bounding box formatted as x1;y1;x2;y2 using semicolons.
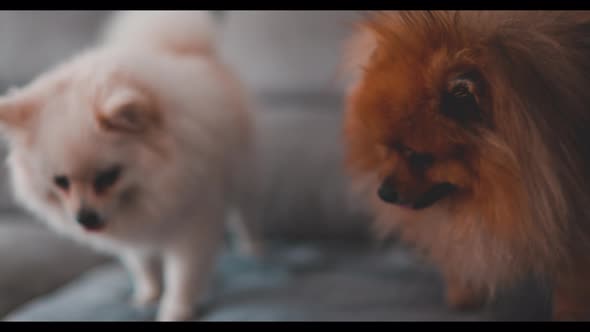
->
343;11;590;320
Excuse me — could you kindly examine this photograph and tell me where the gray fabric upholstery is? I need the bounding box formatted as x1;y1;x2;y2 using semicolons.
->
253;101;370;240
5;243;551;321
0;10;358;95
219;11;359;96
0;219;107;317
0;11;109;86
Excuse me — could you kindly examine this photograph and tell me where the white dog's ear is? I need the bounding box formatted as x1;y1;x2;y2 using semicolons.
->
97;87;160;133
0;88;38;135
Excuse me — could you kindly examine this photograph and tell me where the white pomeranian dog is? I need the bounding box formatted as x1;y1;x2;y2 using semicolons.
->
0;11;261;321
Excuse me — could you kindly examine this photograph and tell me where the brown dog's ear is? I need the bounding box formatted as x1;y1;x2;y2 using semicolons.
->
341;26;379;86
0;88;38;135
97;87;160;133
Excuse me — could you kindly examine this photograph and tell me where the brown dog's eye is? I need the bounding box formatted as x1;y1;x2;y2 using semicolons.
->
393;142;415;158
94;165;122;194
451;83;471;97
53;176;70;191
440;74;483;124
394;142;415;158
393;142;435;170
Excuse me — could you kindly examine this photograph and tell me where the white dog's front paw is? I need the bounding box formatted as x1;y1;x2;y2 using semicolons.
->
156;302;194;321
238;240;265;259
131;284;161;308
132;291;160;309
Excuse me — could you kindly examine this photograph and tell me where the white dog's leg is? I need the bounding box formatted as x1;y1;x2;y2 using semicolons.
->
228;146;265;258
227;207;264;258
121;252;162;308
156;222;224;321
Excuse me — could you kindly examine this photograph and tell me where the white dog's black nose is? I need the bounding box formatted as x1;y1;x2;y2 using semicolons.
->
76;208;104;230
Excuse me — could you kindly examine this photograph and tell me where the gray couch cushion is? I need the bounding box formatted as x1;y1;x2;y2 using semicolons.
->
0;218;107;316
253;99;370;240
219;10;359;96
0;11;109;86
4;243;551;321
0;11;358;96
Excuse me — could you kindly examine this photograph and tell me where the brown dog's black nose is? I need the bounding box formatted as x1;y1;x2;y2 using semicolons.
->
76;208;104;230
378;177;400;204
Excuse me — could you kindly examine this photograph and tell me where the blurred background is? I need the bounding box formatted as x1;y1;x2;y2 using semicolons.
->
0;11;550;321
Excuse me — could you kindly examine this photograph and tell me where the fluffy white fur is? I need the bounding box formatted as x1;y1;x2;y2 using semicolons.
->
0;11;260;321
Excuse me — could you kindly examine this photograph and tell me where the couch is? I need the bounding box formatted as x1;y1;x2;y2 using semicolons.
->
0;11;550;321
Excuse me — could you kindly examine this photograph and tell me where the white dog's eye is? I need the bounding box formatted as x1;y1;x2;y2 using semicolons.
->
53;175;70;191
94;165;122;194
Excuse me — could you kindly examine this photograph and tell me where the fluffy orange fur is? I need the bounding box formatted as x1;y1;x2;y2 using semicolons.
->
344;11;590;320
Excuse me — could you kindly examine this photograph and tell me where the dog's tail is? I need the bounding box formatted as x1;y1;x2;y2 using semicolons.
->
101;11;218;56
